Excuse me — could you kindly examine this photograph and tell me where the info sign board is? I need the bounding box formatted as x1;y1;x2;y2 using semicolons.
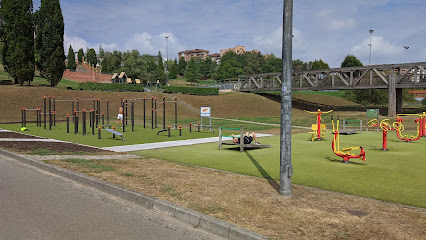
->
200;107;212;131
201;107;211;117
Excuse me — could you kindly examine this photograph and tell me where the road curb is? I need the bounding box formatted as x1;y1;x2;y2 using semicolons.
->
0;148;267;240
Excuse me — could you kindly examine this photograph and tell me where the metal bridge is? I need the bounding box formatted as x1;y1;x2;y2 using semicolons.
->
237;62;426;116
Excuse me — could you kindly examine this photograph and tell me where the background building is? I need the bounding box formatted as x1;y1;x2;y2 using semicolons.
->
178;49;210;62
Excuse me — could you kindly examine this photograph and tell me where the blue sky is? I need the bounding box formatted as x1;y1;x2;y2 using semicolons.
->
34;0;426;68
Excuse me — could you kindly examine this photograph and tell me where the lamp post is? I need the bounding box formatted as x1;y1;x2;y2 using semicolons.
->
368;29;373;65
165;36;169;86
280;0;293;197
403;46;409;63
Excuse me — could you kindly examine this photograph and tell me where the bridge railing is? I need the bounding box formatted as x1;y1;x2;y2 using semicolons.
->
237;62;426;91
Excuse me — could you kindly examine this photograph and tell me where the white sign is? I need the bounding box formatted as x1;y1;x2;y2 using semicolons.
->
201;107;211;117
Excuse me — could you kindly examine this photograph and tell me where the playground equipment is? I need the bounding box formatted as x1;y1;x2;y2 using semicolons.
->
103;126;125;141
305;109;333;141
393;114;424;142
157;125;182;137
367;119;396;151
331;116;366;163
218;126;271;152
120;96;178;132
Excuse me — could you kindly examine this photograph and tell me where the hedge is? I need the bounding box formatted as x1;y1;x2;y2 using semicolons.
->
163;86;219;95
78;82;145;92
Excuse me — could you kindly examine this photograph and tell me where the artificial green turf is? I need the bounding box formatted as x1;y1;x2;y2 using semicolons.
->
0;123;217;148
133;131;426;208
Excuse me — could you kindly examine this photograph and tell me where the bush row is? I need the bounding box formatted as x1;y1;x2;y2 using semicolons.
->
163;86;219;95
77;82;145;92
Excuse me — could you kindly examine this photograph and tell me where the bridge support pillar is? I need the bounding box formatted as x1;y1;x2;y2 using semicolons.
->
388;73;397;117
396;88;403;114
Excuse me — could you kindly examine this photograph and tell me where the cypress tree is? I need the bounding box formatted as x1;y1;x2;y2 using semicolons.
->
67;45;76;70
86;48;97;67
35;0;65;87
77;48;84;64
153;51;165;84
178;56;187;76
0;0;35;85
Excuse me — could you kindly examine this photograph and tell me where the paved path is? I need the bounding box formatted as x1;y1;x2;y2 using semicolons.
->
102;134;273;152
0;138;62;142
0;155;222;240
30;154;142;161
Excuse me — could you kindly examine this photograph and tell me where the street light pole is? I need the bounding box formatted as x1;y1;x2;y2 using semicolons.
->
280;0;293;197
165;36;169;86
403;46;409;63
368;29;373;65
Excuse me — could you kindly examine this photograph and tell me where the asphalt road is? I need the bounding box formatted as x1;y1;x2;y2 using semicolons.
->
0;155;222;240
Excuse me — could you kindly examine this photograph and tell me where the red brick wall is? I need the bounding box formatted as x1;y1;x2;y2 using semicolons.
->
63;69;112;83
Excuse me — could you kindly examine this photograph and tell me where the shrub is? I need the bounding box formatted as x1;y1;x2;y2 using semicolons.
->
163;86;219;95
78;82;145;92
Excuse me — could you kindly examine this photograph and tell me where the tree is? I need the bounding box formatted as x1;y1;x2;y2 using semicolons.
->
242;52;264;75
340;54;387;105
341;54;363;68
98;45;104;66
153;51;165;84
217;51;242;79
184;57;202;82
200;57;216;79
168;59;178;79
35;0;65;87
262;54;282;73
310;59;330;70
119;49;146;81
77;48;84;64
0;0;35;85
86;48;97;67
178;56;187;76
66;45;76;70
292;59;309;71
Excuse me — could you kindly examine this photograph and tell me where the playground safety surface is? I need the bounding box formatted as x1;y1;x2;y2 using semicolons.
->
0;131;116;155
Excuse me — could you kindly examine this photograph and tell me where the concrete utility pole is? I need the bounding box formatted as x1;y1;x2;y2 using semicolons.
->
280;0;293;197
165;36;169;86
368;29;373;65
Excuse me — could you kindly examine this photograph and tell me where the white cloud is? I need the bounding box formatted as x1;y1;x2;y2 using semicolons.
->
315;10;356;31
124;32;185;58
351;36;401;64
64;33;118;54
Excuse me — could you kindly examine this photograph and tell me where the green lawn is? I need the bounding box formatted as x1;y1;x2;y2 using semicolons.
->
0;70;80;90
133;131;426;208
0;123;217;148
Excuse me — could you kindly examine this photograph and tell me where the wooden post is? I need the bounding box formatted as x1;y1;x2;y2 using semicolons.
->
388;73;396;117
66;114;69;133
163;96;166;129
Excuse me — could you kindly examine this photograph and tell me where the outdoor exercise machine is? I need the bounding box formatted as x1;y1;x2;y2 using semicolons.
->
305;109;333;141
21;107;43;128
331;116;366;163
122;96;178;132
367;119;396;151
218;126;271;152
157;125;182;137
393;114;424;142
